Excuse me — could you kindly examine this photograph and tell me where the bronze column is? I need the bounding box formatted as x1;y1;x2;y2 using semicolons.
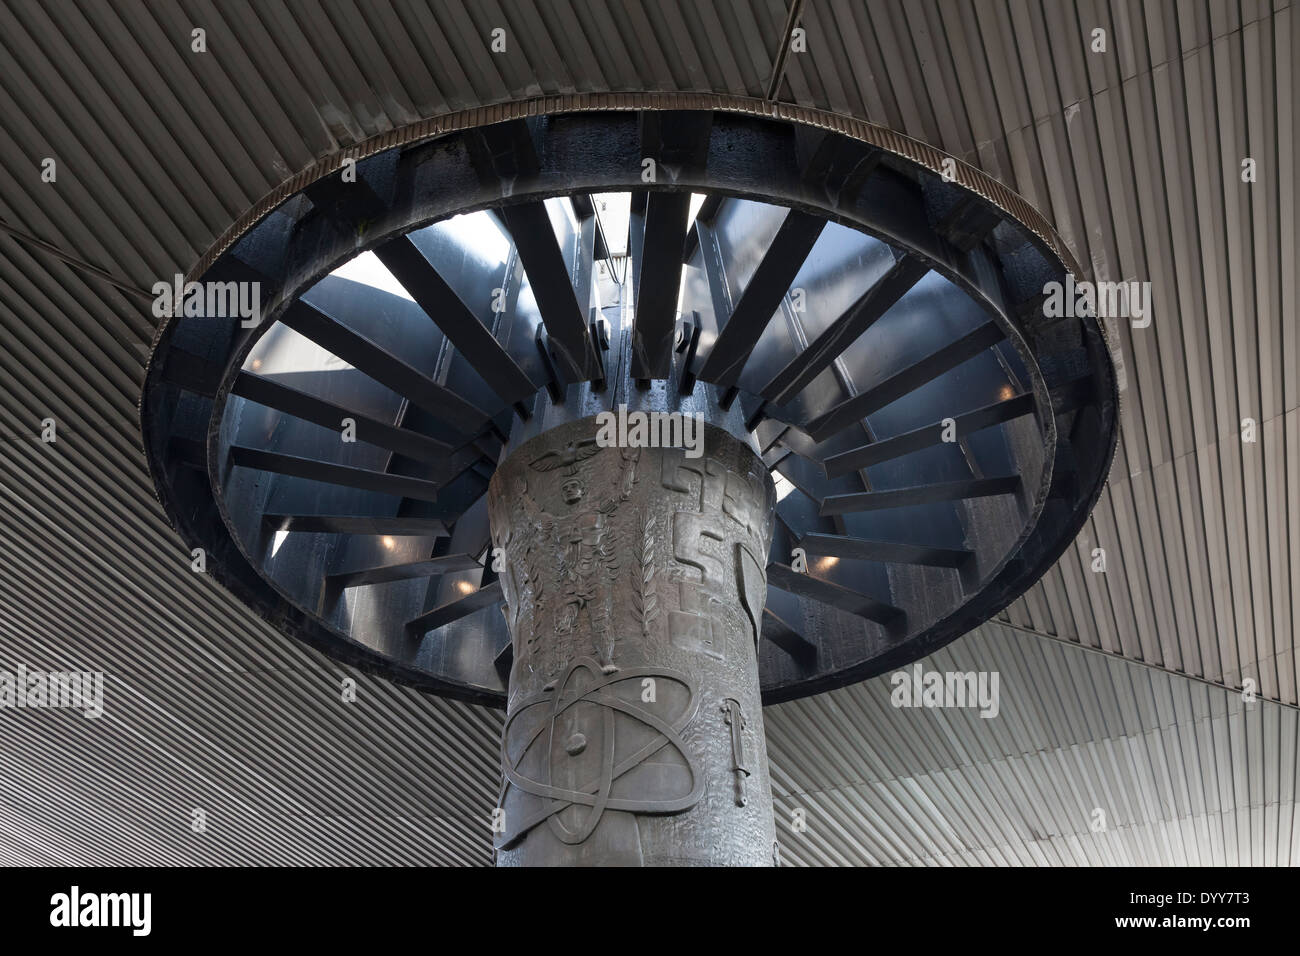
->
488;417;777;866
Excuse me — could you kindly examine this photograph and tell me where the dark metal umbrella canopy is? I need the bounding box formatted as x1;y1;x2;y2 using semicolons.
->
140;95;1118;708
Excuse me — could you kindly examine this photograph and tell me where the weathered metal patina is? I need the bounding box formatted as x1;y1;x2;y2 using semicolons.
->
490;419;776;865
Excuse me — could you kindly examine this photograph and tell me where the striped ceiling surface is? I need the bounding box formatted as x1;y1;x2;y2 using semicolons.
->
0;0;1294;865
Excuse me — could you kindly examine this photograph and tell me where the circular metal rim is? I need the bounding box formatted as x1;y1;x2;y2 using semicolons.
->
140;96;1120;708
140;92;1099;383
203;181;1059;696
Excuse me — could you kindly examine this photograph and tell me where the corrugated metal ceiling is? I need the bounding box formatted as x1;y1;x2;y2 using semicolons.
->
0;0;1294;864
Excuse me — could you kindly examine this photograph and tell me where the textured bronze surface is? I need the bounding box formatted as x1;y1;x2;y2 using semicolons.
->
489;418;777;865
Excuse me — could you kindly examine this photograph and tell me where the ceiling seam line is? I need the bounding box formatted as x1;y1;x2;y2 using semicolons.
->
989;619;1299;712
763;0;805;101
0;219;154;300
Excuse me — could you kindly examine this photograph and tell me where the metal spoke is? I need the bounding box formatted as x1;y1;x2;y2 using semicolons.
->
819;476;1021;516
261;514;449;536
768;562;904;629
806;321;1006;441
406;581;504;635
228;447;443;502
798;532;972;569
327;553;483;589
231;372;451;463
498;201;594;382
631;190;693;380
374;237;536;407
760;253;929;404
279;300;491;434
697;209;826;387
761;606;818;664
822;392;1036;478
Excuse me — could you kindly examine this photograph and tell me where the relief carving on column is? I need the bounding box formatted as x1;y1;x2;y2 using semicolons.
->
488;419;777;863
629;508;659;637
495;658;702;851
496;440;640;677
662;448;775;663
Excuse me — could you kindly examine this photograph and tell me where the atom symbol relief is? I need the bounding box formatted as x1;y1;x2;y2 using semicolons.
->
496;659;702;849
